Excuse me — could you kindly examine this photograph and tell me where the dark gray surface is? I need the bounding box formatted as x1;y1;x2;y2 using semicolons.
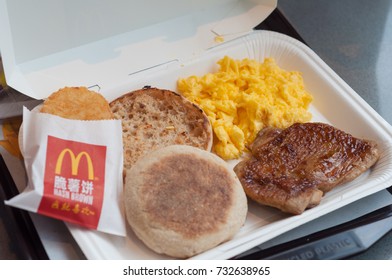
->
279;0;392;125
0;214;17;259
0;87;41;119
278;0;392;260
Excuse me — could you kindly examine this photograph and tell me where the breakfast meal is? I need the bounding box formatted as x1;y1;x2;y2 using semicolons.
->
124;145;248;258
114;56;381;257
14;50;384;258
233;122;380;215
40;86;114;120
178;56;313;160
109;87;213;175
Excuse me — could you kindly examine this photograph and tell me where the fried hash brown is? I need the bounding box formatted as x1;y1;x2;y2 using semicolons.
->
40;87;114;120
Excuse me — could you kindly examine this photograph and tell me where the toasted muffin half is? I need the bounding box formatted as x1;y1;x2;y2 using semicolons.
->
110;87;213;174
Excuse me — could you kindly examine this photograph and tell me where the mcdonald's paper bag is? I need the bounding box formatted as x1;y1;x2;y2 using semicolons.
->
5;107;126;236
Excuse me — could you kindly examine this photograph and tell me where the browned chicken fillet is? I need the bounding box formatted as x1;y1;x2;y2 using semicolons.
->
234;122;380;214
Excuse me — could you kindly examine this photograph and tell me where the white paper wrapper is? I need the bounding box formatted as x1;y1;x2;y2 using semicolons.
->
5;107;126;237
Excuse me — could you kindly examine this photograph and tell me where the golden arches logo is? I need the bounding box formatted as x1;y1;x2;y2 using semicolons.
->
55;149;94;180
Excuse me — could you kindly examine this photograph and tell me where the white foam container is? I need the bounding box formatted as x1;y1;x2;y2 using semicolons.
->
2;0;392;260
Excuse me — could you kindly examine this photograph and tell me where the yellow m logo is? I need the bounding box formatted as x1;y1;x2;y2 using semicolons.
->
55;149;94;180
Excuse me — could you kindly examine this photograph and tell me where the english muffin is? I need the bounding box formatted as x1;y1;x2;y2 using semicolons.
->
110;87;213;174
124;145;247;258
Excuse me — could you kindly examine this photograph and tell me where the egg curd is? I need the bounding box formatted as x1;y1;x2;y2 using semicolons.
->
177;56;313;160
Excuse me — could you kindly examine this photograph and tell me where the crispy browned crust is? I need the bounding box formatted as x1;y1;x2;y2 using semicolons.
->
40;86;114;120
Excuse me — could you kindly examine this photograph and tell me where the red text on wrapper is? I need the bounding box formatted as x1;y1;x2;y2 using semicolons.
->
38;136;107;229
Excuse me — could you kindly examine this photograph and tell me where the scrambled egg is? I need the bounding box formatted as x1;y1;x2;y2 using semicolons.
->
177;56;313;160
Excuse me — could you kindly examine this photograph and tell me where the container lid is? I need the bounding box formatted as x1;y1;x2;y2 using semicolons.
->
0;0;277;100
